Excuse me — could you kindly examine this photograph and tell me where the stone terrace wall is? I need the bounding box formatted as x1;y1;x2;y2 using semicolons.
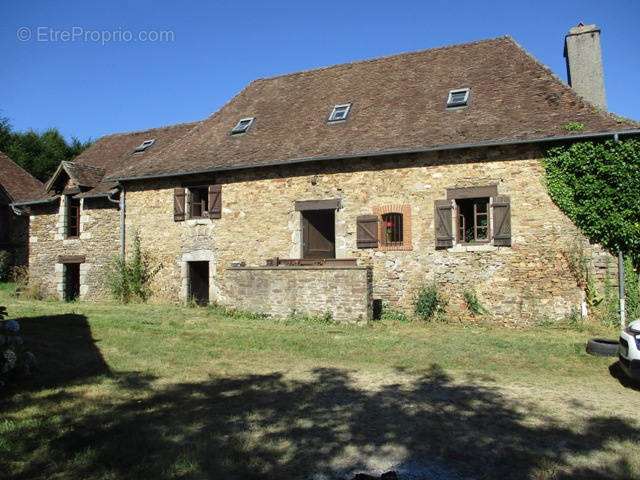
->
125;143;615;324
29;197;120;300
223;266;373;322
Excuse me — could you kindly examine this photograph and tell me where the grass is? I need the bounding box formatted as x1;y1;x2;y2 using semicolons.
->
1;284;639;479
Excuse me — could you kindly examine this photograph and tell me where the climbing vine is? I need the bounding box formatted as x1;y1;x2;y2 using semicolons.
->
543;139;640;267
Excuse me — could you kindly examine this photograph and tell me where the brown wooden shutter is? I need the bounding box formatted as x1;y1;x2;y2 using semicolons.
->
357;215;378;248
174;188;186;222
434;200;454;248
492;195;511;246
208;184;222;219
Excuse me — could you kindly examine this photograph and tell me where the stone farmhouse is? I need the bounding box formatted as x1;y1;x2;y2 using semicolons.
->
14;26;640;322
0;151;43;275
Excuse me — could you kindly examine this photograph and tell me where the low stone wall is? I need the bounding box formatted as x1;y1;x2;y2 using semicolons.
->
223;266;373;323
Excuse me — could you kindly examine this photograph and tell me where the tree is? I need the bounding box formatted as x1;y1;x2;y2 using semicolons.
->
0;113;92;181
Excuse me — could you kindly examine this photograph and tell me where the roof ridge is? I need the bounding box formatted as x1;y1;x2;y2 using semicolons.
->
253;36;511;84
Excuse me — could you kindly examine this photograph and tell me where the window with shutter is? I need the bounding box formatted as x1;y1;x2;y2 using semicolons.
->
437;187;512;248
174;188;186;222
357;215;378;248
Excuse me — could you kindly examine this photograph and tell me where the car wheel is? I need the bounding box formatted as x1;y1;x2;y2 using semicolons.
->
586;338;619;357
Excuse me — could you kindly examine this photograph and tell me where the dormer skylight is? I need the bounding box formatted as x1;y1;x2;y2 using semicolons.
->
133;139;156;153
231;117;254;135
446;88;470;108
328;103;352;122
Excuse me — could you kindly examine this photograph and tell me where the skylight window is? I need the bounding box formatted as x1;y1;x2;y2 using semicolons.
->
446;88;470;108
133;139;156;153
231;117;254;135
328;103;352;122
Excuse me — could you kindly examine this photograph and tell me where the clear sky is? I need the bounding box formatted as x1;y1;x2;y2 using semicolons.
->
1;0;639;142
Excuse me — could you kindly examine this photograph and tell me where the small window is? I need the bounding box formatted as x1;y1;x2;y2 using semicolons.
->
382;213;403;246
66;196;81;238
133;139;156;153
446;88;470;108
231;117;254;135
189;186;209;218
456;197;489;243
328;103;351;122
373;204;412;251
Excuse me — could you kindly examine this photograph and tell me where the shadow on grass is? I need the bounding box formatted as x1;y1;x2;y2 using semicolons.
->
10;313;111;390
3;362;639;480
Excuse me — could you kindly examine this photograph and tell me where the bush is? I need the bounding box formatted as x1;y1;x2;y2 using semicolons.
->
380;306;410;322
0;306;37;390
106;233;162;303
463;289;486;315
11;265;44;300
0;250;12;281
413;284;448;321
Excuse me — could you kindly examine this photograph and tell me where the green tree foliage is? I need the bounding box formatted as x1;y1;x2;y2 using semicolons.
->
544;139;640;267
0;114;91;181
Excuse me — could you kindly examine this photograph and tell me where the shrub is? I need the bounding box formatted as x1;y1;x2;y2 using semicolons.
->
463;289;486;315
625;256;640;320
106;233;162;303
413;284;448;321
11;265;44;300
380;306;410;322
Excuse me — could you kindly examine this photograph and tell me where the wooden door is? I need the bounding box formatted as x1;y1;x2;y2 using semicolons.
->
302;210;335;259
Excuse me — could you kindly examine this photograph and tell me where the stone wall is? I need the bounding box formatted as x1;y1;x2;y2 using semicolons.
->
121;143;615;324
29;197;120;300
224;266;372;322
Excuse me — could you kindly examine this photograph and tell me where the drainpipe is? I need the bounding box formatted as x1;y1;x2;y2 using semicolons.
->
613;133;626;329
10;204;25;216
107;184;126;260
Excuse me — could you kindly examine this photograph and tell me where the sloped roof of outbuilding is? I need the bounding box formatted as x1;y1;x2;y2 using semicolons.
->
0;151;44;203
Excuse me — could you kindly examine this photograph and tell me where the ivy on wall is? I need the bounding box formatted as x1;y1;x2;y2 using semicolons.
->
543;139;640;267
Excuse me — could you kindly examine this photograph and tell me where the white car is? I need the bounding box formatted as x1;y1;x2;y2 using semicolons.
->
619;319;640;381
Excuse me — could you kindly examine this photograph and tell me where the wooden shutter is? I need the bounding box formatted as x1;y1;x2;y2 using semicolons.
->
357;215;378;248
434;200;454;248
174;188;186;222
492;195;511;246
208;184;222;219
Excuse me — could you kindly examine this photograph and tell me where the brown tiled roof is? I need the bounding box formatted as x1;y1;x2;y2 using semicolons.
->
18;121;199;203
0;150;44;203
109;36;639;181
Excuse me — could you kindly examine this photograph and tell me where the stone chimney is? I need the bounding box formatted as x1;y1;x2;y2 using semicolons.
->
564;23;607;110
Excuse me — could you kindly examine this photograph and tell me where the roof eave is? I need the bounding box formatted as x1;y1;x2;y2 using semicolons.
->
108;129;640;183
11;196;60;207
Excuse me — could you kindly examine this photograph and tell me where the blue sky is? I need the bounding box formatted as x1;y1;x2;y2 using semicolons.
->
1;0;639;142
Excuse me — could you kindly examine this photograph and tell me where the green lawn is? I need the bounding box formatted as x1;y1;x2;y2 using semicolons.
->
1;285;638;479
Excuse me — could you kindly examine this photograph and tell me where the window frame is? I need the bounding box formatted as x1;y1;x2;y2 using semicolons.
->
231;117;255;135
373;204;412;251
455;197;490;245
328;103;352;122
446;88;471;108
133;139;156;153
188;186;209;219
381;212;404;247
66;195;81;238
